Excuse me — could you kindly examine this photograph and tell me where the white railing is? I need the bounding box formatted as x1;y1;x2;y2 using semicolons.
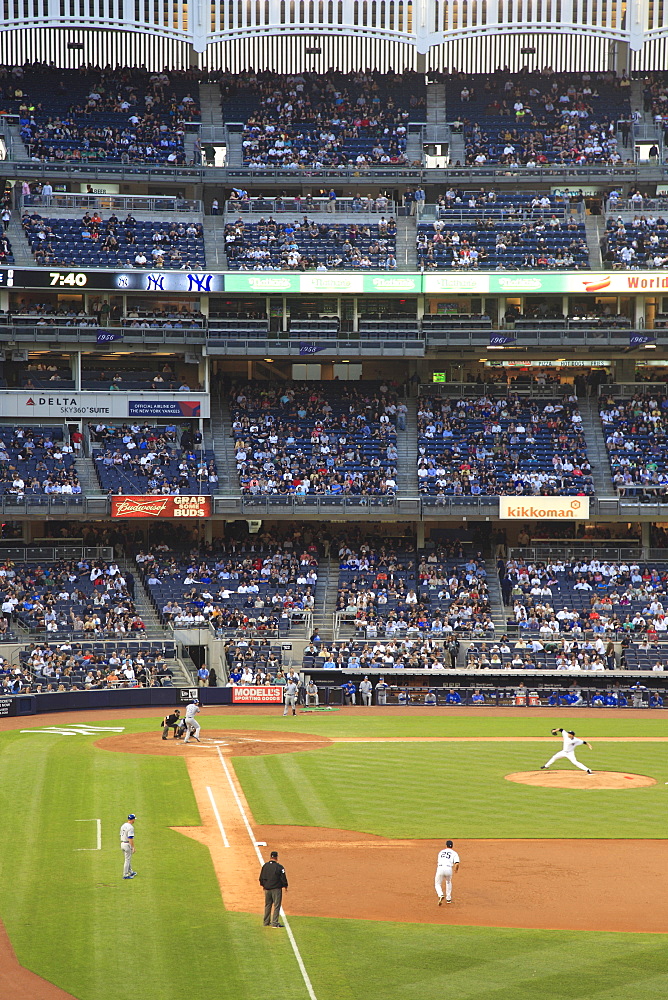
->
20;193;202;214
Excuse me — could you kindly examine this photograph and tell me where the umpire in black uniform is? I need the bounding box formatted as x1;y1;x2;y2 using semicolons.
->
161;709;181;740
259;850;288;927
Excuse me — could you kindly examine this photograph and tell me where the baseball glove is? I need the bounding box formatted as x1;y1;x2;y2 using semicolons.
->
550;728;559;735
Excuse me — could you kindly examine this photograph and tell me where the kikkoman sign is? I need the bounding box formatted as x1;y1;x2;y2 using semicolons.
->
499;497;590;520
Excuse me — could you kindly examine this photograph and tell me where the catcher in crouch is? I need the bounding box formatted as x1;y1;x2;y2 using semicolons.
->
541;727;593;773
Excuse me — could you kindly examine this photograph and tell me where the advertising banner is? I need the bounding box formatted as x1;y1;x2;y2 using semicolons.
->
300;273;364;293
0;392;210;419
128;400;202;418
0;697;17;717
362;274;421;293
231;686;284;704
424;273;491;294
0;266;668;297
499;496;590;520
224;273;300;293
111;495;212;518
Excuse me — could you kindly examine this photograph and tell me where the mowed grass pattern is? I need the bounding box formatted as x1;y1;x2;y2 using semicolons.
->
235;741;668;838
1;711;666;1000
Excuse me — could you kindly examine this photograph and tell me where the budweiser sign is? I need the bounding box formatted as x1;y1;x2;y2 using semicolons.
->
499;496;589;520
110;495;212;518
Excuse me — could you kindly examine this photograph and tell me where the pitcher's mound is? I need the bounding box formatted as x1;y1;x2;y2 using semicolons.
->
506;770;656;789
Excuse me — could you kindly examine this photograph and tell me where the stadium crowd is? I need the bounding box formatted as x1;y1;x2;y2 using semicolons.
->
0;426;81;498
224;216;397;271
600;392;668;497
7;65;199;164
220;70;425;170
418;395;594;497
230;381;399;498
136;533;319;634
0;557;144;636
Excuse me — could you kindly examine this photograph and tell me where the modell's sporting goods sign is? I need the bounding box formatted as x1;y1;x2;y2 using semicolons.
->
232;687;284;704
499;496;590;520
111;495;211;518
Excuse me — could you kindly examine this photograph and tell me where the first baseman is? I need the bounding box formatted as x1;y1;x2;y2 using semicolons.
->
435;839;459;904
120;813;137;879
183;699;201;743
542;727;592;773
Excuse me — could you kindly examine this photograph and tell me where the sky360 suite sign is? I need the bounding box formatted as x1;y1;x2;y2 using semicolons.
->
111;496;211;518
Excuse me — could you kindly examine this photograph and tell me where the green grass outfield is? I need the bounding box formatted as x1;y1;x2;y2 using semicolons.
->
0;711;665;1000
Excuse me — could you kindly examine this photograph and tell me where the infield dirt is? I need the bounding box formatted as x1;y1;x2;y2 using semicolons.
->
98;728;667;935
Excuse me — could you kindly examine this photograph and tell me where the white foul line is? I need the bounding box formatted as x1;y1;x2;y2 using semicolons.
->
75;818;101;851
216;747;318;1000
206;785;230;848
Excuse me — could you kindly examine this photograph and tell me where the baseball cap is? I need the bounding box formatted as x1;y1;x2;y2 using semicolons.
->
128;814;136;820
270;851;278;858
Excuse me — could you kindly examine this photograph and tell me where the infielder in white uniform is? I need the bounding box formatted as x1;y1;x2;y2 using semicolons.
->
435;839;460;904
541;727;592;772
120;813;137;879
183;699;201;743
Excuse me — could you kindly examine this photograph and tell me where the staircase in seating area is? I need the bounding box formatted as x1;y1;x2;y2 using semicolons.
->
484;563;509;637
584;215;604;269
206;393;239;495
580;397;616;497
310;558;340;641
396;397;419;496
426;83;447;126
198;83;226;145
395;214;417;270
6;215;33;265
203;216;228;268
76;454;106;498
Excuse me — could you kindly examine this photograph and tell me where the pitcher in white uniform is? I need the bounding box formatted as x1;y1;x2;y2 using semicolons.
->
542;727;592;773
435;840;460;905
183;699;201;743
120;814;137;879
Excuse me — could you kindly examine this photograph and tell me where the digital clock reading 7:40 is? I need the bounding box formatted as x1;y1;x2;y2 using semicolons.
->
49;272;88;287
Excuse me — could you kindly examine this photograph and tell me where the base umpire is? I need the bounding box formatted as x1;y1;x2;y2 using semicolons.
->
259;850;288;927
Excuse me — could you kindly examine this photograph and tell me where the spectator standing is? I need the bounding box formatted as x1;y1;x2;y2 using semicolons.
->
41;182;53;207
326;188;337;213
211;199;219;216
197;663;210;687
413;186;425;216
1;208;10;232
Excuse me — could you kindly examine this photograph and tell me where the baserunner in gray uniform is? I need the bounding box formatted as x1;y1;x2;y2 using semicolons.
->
283;680;298;716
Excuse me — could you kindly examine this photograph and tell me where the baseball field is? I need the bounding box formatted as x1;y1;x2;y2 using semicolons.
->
1;706;666;1000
